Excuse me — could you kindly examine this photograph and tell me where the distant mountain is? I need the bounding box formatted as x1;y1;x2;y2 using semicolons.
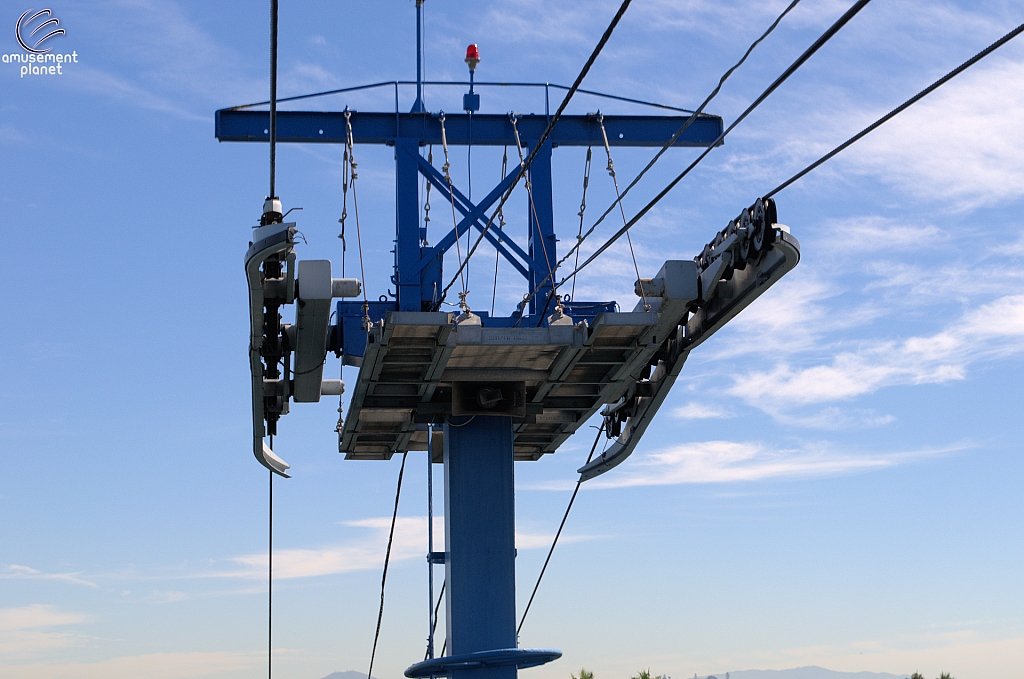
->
320;672;380;679
321;666;909;679
706;668;909;679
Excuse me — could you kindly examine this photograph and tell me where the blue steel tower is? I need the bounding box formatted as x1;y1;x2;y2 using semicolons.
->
224;6;800;679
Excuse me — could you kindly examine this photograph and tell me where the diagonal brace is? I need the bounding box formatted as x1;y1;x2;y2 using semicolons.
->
405;148;542;281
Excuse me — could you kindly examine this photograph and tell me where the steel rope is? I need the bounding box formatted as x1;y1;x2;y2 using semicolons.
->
517;425;605;634
561;0;874;286
598;113;648;312
344;111;371;325
516;0;807;314
434;0;635;310
766;19;1024;197
268;0;278;199
570;147;592;301
491;148;508;316
367;452;409;679
439;113;470;308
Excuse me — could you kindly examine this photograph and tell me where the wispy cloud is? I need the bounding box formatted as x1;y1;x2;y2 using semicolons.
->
0;650;265;679
842;56;1024;210
224;516;434;580
217;516;579;581
729;294;1024;410
0;605;87;632
673;401;733;419
0;124;27;144
0;605;89;661
815;216;948;255
0;564;98;588
586;439;966;489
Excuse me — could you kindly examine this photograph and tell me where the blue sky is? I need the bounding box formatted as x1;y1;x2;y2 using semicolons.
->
2;1;1024;678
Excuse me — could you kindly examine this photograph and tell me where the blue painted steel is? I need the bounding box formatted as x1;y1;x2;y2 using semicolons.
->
214;110;724;147
412;2;424;113
406;149;539;280
396;138;428;310
405;649;563;678
336;300;397;360
443;416;521;679
463;68;480;112
218;106;722;356
526;140;555;314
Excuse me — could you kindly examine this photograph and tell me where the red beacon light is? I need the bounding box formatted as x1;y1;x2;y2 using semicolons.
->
465;43;480;71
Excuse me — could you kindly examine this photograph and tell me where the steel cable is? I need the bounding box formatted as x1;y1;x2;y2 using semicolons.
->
517;425;605;634
367;452;409;679
517;0;808;314
766;19;1024;198
269;0;278;199
561;0;873;285
558;0;804;288
434;0;635;310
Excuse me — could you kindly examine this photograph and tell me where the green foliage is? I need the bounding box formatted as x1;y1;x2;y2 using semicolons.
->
938;674;954;679
631;669;654;679
910;674;925;679
570;669;593;679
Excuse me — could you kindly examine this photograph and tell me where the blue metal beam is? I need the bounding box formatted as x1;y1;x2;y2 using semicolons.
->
409;150;538;281
215;110;724;147
395;139;425;310
527;140;555;314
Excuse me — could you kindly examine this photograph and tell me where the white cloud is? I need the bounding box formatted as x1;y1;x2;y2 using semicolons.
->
514;531;595;550
149;590;189;604
768;406;895;430
673;401;732;419
0;564;98;588
843;56;1024;210
220;516;576;581
995;233;1024;257
707;272;873;359
815;216;948;255
0;124;27;144
225;516;436;580
587;439;964;489
0;605;86;632
0;605;89;661
729;294;1024;409
0;651;264;679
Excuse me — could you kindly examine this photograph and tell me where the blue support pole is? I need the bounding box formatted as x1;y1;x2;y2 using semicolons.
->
444;416;517;679
412;0;425;113
527;141;555;315
396;138;430;310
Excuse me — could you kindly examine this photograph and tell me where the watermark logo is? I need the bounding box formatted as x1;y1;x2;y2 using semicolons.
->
17;8;64;53
4;8;79;78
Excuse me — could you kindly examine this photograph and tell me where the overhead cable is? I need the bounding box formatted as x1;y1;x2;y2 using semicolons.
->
269;0;279;199
268;456;274;679
564;0;804;278
767;19;1024;197
367;452;409;679
435;0;634;309
562;0;873;285
517;425;604;634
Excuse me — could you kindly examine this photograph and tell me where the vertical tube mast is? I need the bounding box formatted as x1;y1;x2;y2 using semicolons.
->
412;0;426;113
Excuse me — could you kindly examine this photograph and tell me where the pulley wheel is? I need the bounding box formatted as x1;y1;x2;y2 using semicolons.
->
740;208;754;262
751;200;766;253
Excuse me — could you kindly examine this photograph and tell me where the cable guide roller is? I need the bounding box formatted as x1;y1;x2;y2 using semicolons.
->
245;209;362;476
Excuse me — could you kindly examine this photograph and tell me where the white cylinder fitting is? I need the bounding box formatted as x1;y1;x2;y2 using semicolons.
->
321;379;345;396
332;278;362;298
